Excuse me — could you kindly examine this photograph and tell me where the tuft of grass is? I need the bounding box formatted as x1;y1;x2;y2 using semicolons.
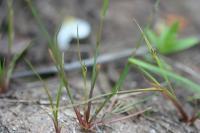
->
26;0;136;130
27;0;154;131
26;0;76;131
0;0;27;93
26;60;62;133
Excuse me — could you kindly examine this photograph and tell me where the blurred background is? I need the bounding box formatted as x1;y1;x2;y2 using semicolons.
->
1;0;200;64
1;0;200;66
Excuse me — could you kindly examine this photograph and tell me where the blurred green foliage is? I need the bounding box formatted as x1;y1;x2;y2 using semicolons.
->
146;21;199;54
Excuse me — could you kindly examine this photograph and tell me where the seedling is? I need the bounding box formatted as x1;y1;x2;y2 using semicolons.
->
26;60;63;133
146;21;199;54
0;0;27;93
50;0;133;130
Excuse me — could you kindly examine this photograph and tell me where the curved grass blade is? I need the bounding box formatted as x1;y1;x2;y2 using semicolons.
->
134;19;174;94
128;58;200;96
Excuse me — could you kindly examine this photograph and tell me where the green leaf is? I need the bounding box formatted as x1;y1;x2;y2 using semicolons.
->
128;58;200;97
146;29;158;46
168;21;179;34
146;21;200;54
91;63;130;121
170;37;199;53
158;22;179;53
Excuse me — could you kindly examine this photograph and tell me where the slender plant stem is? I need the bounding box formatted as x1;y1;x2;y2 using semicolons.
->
86;3;107;122
7;0;14;64
90;63;130;122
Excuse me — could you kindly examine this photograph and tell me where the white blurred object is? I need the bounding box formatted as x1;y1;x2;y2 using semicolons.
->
57;18;91;51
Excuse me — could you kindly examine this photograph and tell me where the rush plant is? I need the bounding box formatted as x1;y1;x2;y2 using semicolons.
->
26;0;138;131
0;0;27;93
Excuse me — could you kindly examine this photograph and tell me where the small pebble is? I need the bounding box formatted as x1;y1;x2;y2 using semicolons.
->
150;129;157;133
12;127;16;131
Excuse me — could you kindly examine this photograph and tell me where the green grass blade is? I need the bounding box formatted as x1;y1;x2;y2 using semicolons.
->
128;58;200;95
56;54;74;104
90;0;109;92
76;26;88;101
6;43;30;85
55;83;63;122
134;19;174;94
7;0;14;53
139;67;160;85
91;63;130;121
0;61;5;84
146;29;158;46
26;0;52;46
159;22;179;51
171;37;199;53
101;0;109;17
26;0;74;105
25;59;54;112
27;59;61;126
86;0;109;122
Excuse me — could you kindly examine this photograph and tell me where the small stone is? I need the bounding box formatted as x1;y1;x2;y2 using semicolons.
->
150;129;157;133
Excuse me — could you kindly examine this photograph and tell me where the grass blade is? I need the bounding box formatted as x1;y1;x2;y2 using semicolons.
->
54;83;63;123
134;19;174;94
90;63;130;122
6;43;30;86
85;0;110;122
26;0;52;45
25;59;54;111
7;0;14;57
128;58;200;96
101;0;109;17
172;37;199;53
